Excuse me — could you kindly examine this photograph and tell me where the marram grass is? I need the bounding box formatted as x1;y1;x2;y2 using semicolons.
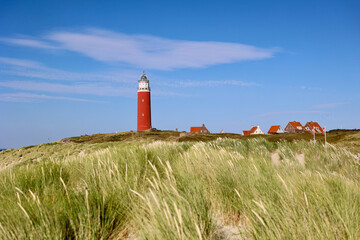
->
0;138;359;239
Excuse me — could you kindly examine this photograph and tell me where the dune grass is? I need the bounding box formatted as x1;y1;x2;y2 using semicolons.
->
61;129;360;154
0;138;359;239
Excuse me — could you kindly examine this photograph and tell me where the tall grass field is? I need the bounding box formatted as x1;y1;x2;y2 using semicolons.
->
0;138;359;239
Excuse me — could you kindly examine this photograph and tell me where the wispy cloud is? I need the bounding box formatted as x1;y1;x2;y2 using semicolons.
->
0;57;259;88
0;56;259;101
158;79;260;87
311;102;349;109
0;56;43;68
257;110;326;118
1;28;278;70
0;92;95;102
0;57;195;99
0;57;137;83
151;89;190;97
0;80;187;97
0;38;58;49
0;81;133;97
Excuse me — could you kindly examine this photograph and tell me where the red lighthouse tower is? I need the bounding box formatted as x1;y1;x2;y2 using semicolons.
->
137;72;152;131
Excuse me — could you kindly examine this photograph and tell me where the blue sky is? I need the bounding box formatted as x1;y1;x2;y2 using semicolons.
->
0;0;359;148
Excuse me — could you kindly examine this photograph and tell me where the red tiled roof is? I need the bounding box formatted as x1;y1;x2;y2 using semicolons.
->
243;130;250;135
249;126;257;134
306;122;323;133
289;121;303;129
268;125;280;134
190;127;202;133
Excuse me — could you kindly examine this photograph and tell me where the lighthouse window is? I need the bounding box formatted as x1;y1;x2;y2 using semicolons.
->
142;99;144;102
142;113;144;116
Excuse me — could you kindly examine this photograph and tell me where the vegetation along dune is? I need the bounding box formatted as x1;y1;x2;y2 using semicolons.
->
0;130;359;239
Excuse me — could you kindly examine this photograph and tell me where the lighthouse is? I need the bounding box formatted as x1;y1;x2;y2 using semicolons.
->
137;72;152;131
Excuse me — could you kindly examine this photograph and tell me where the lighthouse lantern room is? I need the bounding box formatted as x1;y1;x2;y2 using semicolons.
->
137;72;152;131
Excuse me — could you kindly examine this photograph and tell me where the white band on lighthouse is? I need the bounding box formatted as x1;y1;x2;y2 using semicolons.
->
138;72;150;92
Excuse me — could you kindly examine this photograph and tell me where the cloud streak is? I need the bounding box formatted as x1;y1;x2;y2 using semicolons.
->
0;56;260;88
311;102;349;109
158;79;260;87
0;80;187;98
0;56;260;101
0;38;58;49
0;92;94;102
257;110;326;118
0;57;137;83
1;28;278;70
0;56;43;68
0;81;133;97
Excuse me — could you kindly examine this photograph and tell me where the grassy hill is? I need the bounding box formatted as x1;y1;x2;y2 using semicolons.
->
0;130;359;239
61;129;360;153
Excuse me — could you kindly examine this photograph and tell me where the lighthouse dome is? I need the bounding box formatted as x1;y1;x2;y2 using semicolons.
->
139;72;149;82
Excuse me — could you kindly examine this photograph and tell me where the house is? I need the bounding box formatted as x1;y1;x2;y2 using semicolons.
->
190;124;210;133
249;125;264;135
268;125;285;134
220;129;226;133
242;130;250;135
304;121;323;133
242;125;264;135
284;121;304;133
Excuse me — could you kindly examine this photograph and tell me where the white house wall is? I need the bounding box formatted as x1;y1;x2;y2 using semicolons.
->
252;127;264;135
277;126;285;134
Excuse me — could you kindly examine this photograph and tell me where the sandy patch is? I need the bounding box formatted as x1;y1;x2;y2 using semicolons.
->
213;215;247;240
270;151;280;166
295;153;305;167
214;224;244;240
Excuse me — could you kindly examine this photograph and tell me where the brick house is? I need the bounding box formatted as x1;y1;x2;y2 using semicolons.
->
304;121;323;133
284;121;304;133
190;124;210;133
